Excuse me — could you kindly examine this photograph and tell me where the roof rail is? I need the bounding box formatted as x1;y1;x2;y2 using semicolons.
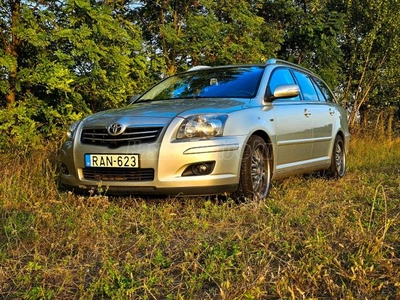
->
266;58;313;74
266;58;301;67
188;65;212;71
266;58;314;74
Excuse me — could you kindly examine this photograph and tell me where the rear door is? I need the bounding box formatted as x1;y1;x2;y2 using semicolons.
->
291;70;334;161
310;77;337;159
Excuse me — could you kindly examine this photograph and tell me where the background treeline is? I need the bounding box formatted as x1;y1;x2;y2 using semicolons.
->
1;0;400;153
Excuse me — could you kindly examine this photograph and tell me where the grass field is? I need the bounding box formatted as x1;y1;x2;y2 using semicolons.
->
0;136;399;299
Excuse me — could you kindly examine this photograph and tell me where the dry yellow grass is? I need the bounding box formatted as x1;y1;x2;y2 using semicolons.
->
0;137;399;299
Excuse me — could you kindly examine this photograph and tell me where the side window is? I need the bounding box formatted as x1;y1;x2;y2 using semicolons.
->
312;79;326;101
313;77;335;102
267;68;300;101
292;70;319;101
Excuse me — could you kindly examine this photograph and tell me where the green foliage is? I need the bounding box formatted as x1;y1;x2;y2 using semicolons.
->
341;0;400;127
134;0;280;74
0;97;85;154
1;0;399;152
0;102;43;153
0;52;15;97
0;0;148;152
262;0;346;88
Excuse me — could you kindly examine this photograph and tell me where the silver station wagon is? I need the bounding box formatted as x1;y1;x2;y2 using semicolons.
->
60;59;350;199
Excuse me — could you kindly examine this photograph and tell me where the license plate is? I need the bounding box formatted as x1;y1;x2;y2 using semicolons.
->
84;154;139;168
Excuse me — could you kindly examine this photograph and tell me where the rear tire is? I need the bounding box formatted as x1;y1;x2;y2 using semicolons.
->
236;136;272;200
328;135;346;179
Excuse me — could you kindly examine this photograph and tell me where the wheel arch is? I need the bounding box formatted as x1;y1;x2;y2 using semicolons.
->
334;129;348;153
245;129;274;166
336;130;345;143
328;130;347;179
250;130;272;147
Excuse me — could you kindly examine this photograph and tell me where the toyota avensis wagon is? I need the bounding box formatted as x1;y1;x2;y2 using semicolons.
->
60;58;350;199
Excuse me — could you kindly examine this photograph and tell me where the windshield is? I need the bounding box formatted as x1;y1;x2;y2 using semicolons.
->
138;66;265;101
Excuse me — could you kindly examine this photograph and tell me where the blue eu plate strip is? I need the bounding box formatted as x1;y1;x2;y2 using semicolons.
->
85;154;91;167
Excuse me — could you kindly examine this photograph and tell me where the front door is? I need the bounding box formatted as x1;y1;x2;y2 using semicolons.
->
268;68;313;170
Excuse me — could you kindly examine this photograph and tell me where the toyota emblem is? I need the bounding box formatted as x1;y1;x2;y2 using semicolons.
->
107;123;124;136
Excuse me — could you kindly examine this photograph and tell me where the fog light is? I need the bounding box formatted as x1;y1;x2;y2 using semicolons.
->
193;163;210;175
182;161;215;176
60;163;69;175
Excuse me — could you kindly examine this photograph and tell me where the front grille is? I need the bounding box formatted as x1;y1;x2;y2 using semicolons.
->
81;126;163;148
83;168;154;181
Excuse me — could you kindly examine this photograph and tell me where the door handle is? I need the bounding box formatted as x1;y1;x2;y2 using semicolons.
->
304;109;311;117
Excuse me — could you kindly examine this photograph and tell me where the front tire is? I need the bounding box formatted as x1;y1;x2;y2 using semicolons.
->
329;135;346;178
237;136;272;200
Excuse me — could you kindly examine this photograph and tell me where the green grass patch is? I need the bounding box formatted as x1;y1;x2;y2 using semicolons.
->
0;137;399;299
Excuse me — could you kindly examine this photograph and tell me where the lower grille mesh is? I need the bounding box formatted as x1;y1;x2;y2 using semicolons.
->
83;168;154;181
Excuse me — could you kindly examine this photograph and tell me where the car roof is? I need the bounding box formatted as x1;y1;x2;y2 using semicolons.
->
185;58;317;77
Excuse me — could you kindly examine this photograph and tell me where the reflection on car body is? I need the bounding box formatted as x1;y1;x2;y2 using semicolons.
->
60;58;350;199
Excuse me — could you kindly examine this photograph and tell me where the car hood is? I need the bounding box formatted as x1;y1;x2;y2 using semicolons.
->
82;98;249;127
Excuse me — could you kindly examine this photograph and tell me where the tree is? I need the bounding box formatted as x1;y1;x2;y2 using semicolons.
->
0;0;146;152
132;0;281;75
260;0;346;89
1;0;20;108
341;0;400;130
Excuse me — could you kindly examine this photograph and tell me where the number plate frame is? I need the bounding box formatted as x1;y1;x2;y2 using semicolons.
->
84;154;140;168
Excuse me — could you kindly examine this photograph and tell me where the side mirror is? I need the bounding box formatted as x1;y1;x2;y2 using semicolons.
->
265;84;300;102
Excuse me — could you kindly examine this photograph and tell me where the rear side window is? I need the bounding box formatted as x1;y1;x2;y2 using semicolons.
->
313;77;335;102
292;70;319;101
312;79;326;101
268;68;300;101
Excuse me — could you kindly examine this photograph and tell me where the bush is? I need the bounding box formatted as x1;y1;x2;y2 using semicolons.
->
0;96;85;154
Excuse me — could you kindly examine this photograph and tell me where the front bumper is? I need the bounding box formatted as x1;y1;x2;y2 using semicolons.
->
60;135;245;196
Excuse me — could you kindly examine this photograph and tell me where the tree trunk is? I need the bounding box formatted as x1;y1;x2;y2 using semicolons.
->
5;0;21;109
375;110;385;137
387;106;395;140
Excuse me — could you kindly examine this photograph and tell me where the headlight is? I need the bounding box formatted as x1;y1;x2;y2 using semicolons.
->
67;121;81;139
177;115;228;139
